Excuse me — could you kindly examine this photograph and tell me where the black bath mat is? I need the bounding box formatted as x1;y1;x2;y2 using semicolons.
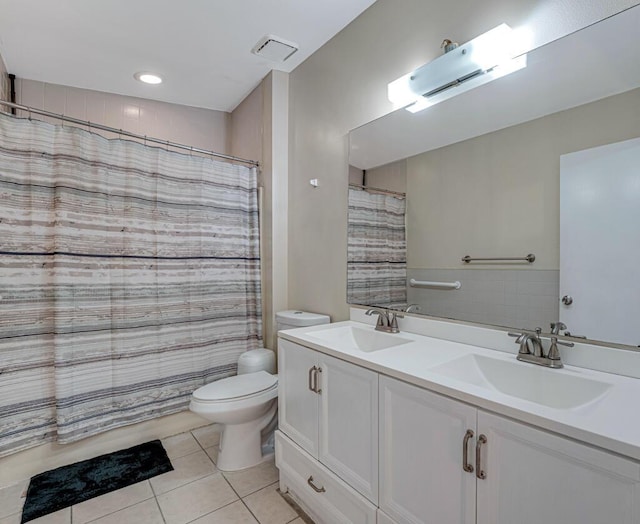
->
21;440;173;523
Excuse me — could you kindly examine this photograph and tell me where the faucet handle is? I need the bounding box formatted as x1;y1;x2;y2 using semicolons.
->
508;332;532;355
365;308;389;328
555;338;574;348
547;334;575;362
508;331;526;343
547;338;561;361
550;322;567;335
387;311;403;333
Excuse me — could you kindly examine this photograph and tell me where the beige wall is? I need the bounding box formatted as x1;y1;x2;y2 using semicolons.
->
348;161;406;197
287;0;639;321
406;88;640;271
364;160;407;194
0;50;9;106
348;164;364;186
231;80;271;345
16;79;230;153
269;71;290;345
230;72;289;349
230;81;264;165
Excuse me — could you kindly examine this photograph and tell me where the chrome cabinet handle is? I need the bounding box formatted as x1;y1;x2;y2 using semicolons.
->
462;429;474;473
476;434;487;479
307;475;326;493
315;367;322;394
308;366;317;392
307;366;322;394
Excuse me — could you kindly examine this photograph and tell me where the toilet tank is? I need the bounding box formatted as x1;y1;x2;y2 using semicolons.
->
238;349;276;375
238;312;329;375
275;310;330;332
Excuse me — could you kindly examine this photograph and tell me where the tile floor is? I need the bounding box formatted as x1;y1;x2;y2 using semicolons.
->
0;426;306;524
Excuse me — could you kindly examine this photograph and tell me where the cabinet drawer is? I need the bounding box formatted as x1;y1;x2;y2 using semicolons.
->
276;431;377;524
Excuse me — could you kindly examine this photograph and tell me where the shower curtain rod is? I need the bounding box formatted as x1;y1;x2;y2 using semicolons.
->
0;100;260;167
349;183;405;198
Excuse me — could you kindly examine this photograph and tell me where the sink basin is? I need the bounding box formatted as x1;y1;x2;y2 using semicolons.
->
429;354;612;409
307;326;413;352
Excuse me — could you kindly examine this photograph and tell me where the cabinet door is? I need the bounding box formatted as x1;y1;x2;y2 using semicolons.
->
477;410;640;524
379;376;477;524
318;354;379;504
278;340;319;457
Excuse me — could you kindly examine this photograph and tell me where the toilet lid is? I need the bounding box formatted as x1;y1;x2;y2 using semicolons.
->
193;371;277;402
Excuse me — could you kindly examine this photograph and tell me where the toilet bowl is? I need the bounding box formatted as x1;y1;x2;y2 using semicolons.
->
189;311;330;471
190;370;278;471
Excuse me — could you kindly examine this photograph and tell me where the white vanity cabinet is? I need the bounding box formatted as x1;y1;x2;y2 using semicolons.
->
380;375;640;524
477;410;640;524
277;339;379;521
278;333;640;524
379;375;476;524
278;339;320;457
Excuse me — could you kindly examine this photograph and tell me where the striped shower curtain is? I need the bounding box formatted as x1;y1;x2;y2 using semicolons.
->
0;113;262;457
347;187;407;307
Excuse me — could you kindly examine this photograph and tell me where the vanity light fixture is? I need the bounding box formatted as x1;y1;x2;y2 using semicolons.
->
388;24;527;113
134;72;163;85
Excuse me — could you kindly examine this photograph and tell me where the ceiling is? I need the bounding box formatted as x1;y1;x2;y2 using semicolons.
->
0;0;376;112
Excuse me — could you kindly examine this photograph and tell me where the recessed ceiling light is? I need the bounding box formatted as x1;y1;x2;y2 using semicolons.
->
134;72;163;85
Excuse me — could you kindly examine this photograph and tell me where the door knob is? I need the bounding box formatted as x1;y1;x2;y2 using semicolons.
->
561;295;573;306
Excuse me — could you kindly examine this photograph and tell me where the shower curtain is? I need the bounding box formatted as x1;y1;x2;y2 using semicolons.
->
347;187;407;307
0;113;262;457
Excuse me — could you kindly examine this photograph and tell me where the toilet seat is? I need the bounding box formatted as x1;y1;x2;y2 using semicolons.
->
193;371;278;403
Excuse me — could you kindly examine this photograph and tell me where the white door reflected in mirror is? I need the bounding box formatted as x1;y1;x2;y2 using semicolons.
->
560;137;640;347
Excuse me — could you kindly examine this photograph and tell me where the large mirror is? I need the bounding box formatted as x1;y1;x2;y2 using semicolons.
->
347;6;640;349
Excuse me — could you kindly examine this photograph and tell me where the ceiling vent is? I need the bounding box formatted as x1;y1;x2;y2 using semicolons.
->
251;35;299;62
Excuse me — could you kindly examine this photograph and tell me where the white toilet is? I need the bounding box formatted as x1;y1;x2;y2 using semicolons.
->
189;310;330;471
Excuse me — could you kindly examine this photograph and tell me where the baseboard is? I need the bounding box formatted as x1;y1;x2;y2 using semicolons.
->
0;411;209;488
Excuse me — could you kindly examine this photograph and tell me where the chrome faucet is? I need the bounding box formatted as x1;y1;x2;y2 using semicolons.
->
508;324;574;368
514;328;544;357
404;304;421;313
365;307;403;333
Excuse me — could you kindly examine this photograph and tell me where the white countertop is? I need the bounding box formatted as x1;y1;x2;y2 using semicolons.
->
279;320;640;462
